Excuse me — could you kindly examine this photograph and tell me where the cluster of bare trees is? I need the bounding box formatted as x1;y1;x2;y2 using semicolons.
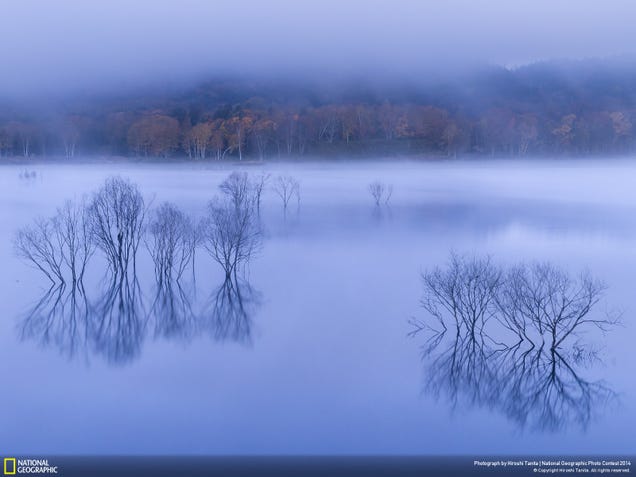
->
411;253;620;431
416;253;618;350
15;171;282;363
14;170;288;286
14;178;148;364
368;180;393;206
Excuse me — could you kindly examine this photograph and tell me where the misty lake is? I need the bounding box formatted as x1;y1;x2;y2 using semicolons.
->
1;159;634;456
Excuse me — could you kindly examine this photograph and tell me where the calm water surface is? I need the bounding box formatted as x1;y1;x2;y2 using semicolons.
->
0;159;634;455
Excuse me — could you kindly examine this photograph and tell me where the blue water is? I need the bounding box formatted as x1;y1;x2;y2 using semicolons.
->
0;159;634;455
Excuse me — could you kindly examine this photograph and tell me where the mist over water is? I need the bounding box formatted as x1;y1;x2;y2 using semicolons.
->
0;159;634;454
3;0;636;98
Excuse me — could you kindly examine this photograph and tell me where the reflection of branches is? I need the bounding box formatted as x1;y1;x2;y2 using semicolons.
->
19;284;90;360
415;253;619;432
501;346;615;432
86;178;147;364
90;272;146;365
203;277;260;344
149;279;197;341
424;331;498;410
421;329;616;432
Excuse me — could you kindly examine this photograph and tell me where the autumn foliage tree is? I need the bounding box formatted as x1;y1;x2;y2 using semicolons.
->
2;62;636;159
127;114;180;157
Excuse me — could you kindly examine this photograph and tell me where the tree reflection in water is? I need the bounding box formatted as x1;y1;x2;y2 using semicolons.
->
91;270;146;365
146;202;198;341
16;174;264;365
19;283;90;361
412;253;619;432
204;277;260;344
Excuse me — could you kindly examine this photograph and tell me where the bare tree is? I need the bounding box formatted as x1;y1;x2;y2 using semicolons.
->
146;202;197;283
496;263;615;350
420;253;502;338
368;181;385;206
200;194;261;279
219;171;270;215
219;171;252;209
273;175;300;213
14;199;95;287
87;177;146;276
385;184;394;205
55;200;94;285
14;218;66;285
253;172;270;213
368;181;393;206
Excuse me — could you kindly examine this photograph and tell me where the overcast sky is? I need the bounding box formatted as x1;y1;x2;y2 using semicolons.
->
2;0;636;96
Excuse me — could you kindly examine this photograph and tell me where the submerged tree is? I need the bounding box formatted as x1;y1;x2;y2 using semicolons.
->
417;254;617;350
146;202;197;283
253;172;270;212
219;170;270;214
369;181;384;206
87;176;146;276
200;193;261;279
14;218;65;285
273;174;300;213
413;252;620;432
14;199;94;286
420;253;502;337
368;181;393;206
508;263;610;349
55;200;94;285
219;171;252;209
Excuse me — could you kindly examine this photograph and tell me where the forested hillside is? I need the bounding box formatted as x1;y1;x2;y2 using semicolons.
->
2;58;636;160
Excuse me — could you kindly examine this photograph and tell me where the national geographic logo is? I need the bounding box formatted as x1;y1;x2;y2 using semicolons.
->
3;459;57;474
3;458;15;475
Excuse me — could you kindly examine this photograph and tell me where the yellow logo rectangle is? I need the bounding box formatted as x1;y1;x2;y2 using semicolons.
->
3;458;16;475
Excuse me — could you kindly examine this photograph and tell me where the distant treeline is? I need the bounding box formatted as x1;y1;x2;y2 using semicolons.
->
3;58;636;159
